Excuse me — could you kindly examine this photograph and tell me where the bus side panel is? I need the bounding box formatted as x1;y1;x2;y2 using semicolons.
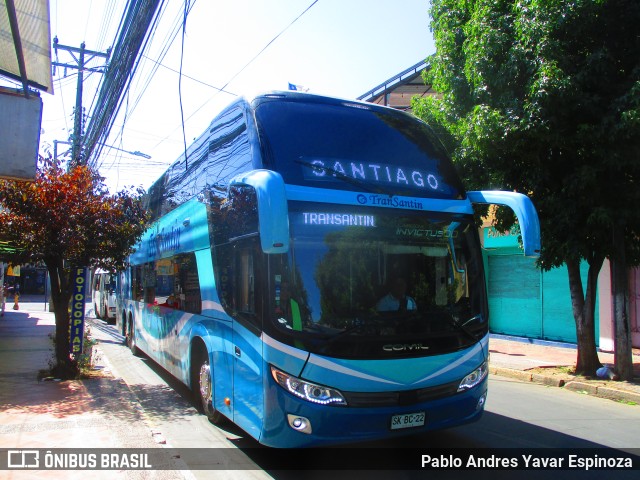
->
190;248;237;421
134;302;159;358
232;321;264;442
126;301;149;354
156;310;196;381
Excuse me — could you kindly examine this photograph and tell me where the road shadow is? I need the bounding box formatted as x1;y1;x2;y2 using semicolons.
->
16;318;633;479
242;417;640;480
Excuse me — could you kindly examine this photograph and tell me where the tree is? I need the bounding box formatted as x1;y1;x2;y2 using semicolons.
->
413;0;640;377
0;157;148;378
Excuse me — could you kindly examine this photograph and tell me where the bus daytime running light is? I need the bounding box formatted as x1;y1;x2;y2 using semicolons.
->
457;361;488;392
270;366;347;406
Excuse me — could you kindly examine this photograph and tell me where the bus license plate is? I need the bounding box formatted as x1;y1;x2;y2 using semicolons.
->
390;411;426;430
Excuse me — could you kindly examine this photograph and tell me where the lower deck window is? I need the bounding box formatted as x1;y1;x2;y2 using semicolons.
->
131;252;202;314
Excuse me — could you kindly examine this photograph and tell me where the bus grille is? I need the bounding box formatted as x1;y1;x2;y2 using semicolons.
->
342;380;461;408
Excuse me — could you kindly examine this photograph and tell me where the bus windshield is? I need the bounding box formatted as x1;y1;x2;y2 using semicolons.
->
255;98;465;199
266;202;488;359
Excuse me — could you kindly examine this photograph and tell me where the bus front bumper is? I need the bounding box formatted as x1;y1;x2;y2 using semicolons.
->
260;377;487;448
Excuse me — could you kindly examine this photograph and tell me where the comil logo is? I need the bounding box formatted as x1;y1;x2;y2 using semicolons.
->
8;450;39;468
383;343;430;352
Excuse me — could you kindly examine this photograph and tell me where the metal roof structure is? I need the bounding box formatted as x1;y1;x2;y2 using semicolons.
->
0;1;52;182
0;0;53;95
0;1;53;255
358;60;434;111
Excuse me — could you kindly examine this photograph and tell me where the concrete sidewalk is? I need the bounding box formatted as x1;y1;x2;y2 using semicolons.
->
0;299;638;471
489;334;640;404
0;300;183;479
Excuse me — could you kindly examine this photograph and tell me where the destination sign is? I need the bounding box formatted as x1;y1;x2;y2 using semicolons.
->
301;159;440;192
302;212;376;227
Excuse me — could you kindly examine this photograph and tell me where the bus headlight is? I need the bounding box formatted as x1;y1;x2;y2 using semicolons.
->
457;362;488;392
270;366;347;406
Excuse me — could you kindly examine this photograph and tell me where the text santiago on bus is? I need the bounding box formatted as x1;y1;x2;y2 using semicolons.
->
115;91;540;447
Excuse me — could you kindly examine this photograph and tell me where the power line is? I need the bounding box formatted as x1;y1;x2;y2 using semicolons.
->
140;54;237;95
101;1;201;163
219;0;319;94
89;0;319;178
146;0;319;154
88;0;198;169
112;1;196;130
179;0;192;169
83;0;166;167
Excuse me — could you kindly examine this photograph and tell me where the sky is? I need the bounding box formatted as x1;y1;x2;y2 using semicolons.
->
39;0;435;192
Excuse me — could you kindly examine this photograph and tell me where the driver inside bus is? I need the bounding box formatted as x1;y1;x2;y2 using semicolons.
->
376;277;417;312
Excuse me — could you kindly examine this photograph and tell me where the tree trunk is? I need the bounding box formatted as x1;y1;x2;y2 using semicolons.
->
46;259;78;379
567;257;603;376
611;227;634;381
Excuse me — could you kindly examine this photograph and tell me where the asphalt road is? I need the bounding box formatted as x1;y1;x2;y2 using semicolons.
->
88;318;640;480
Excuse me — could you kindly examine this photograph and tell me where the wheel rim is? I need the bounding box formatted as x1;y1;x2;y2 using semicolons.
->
199;361;212;403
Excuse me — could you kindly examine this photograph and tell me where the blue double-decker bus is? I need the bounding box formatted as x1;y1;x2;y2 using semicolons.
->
116;91;540;447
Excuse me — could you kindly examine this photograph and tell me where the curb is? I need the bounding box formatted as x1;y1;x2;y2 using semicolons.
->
564;381;640;404
490;366;640;405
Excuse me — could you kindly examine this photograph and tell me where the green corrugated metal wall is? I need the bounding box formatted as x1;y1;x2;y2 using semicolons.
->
486;254;597;344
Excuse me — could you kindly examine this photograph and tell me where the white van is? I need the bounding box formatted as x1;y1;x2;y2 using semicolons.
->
93;270;117;322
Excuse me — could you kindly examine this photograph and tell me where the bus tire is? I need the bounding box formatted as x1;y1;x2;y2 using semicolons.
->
195;353;223;425
120;311;128;339
126;316;140;356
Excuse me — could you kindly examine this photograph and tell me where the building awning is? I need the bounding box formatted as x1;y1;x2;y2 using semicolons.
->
358;60;433;111
0;240;21;257
0;0;53;94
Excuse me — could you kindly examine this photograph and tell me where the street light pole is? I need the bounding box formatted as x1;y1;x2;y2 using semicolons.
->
103;146;152;159
54;140;151;161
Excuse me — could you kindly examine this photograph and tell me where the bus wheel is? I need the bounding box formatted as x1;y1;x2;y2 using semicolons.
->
197;355;223;424
126;317;140;356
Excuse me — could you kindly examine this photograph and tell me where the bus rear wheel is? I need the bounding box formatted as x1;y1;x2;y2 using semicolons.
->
196;355;223;425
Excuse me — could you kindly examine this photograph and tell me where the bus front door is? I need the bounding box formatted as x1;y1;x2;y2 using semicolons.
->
230;240;265;441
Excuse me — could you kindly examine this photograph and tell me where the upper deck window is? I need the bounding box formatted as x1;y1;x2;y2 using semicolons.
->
255;99;464;199
145;106;252;221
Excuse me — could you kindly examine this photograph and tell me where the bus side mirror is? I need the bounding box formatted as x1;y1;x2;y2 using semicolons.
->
467;191;541;257
230;170;290;254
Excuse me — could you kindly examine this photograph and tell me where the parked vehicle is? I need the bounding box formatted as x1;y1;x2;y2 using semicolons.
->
117;91;540;447
93;270;117;323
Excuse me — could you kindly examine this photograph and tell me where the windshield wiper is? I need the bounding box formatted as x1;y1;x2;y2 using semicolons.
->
446;314;484;341
322;320;366;344
318;316;379;352
294;159;394;196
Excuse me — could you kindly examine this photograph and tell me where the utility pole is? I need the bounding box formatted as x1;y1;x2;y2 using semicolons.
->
52;38;110;166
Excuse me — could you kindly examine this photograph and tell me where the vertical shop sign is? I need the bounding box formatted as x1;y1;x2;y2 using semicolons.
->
69;267;87;356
